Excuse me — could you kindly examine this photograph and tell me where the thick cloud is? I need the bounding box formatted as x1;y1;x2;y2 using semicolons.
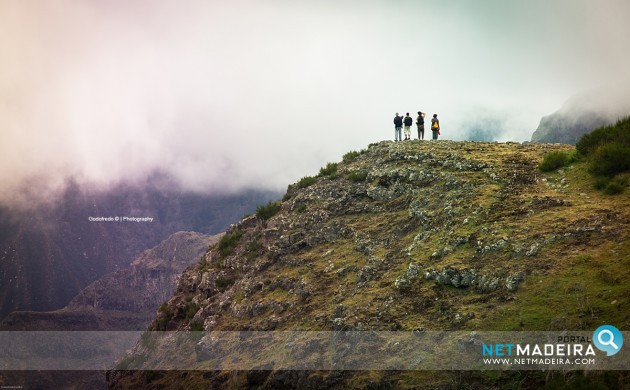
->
1;0;629;203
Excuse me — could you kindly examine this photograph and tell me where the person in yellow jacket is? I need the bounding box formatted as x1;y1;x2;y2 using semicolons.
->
431;114;440;140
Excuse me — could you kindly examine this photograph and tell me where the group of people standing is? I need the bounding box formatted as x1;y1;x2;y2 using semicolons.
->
393;112;440;141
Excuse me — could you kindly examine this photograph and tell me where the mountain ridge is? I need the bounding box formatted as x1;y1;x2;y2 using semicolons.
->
109;140;629;388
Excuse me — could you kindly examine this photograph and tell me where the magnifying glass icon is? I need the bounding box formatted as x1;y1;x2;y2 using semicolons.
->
597;329;619;350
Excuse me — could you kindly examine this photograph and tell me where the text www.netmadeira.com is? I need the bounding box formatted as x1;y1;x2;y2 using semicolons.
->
483;358;596;365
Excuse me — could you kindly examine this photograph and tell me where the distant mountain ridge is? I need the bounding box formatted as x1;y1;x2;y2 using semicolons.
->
0;178;279;319
531;88;630;144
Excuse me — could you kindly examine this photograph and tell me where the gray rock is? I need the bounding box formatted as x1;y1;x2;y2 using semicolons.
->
394;262;422;291
505;272;526;292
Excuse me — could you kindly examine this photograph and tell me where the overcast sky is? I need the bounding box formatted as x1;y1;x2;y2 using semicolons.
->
1;0;629;201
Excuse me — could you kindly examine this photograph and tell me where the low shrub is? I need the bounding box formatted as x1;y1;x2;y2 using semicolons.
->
593;177;609;190
184;303;200;320
245;239;262;260
217;230;243;258
343;150;362;163
216;276;234;289
603;175;627;195
574;117;630;194
576;116;630;157
589;143;630;177
539;151;570;172
296;175;317;189
347;171;368;182
318;162;338;177
155;303;174;331
256;201;281;221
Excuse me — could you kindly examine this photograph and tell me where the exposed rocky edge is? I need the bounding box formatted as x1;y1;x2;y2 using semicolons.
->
424;267;525;292
0;231;220;331
109;141;629;389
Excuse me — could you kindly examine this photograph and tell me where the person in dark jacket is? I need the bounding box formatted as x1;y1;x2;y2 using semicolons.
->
403;113;413;140
416;111;425;140
431;114;440;140
393;113;403;141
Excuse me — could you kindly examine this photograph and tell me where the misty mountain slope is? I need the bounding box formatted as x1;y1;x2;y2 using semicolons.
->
0;231;221;331
0;180;279;319
531;89;630;144
109;141;628;389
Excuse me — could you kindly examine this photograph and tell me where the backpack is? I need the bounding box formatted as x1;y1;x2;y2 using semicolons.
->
432;121;439;130
404;116;413;126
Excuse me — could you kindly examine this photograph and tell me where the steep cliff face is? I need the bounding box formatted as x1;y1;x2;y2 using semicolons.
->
0;231;221;331
110;141;629;388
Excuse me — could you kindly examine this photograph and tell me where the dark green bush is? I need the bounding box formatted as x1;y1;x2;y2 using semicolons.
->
155;303;174;330
246;239;262;253
576;116;630;157
217;230;243;258
245;239;262;260
318;162;338;177
574;117;630;194
296;175;317;189
296;204;307;213
216;276;234;289
347;171;368;182
190;322;204;332
602;175;627;195
603;181;625;195
282;192;292;201
343;150;362;163
184;303;200;320
589;143;630;177
539;151;570;172
593;177;609;190
256;201;281;221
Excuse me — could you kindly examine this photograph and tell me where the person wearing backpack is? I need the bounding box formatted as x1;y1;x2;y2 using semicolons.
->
431;114;440;140
403;113;413;140
393;113;403;141
416;111;425;140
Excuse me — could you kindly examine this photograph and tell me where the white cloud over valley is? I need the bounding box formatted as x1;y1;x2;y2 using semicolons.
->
1;0;629;202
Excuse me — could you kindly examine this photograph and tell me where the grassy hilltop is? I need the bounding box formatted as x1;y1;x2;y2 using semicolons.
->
109;138;629;389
